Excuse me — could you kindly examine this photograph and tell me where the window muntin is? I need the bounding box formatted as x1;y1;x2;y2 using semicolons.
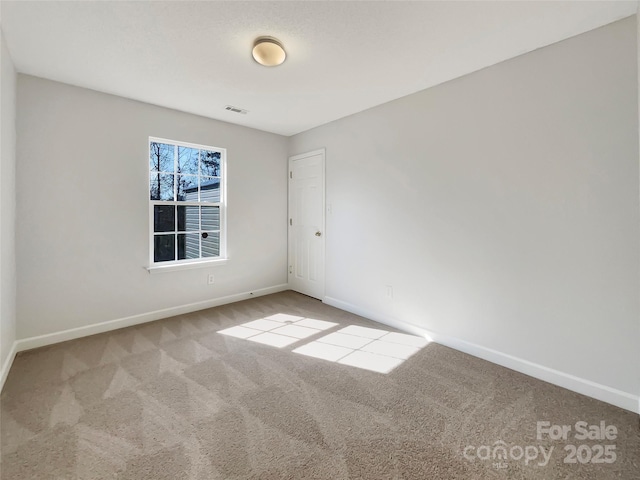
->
149;137;225;265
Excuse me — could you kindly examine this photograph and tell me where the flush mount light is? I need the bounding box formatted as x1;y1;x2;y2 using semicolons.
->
252;37;286;67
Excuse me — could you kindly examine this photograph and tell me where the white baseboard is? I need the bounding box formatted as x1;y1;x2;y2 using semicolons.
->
0;341;18;393
4;287;637;415
323;296;639;414
14;284;289;354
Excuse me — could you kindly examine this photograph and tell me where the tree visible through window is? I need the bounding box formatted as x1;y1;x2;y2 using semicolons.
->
149;137;225;264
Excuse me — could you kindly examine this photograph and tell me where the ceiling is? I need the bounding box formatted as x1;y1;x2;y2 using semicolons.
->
1;1;637;136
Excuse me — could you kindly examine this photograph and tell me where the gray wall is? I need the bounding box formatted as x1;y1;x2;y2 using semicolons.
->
16;76;288;338
0;30;16;373
290;17;639;397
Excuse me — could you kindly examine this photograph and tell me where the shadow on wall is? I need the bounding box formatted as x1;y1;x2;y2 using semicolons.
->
218;313;430;374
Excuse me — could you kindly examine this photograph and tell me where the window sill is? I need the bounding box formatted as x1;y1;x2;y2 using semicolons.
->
146;258;228;274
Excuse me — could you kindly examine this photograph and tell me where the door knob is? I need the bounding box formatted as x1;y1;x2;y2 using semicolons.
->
315;231;322;237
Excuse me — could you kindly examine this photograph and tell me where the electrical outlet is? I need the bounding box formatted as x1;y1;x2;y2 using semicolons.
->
207;274;215;285
386;285;393;299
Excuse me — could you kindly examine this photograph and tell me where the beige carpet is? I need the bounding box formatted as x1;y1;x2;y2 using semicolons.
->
1;291;638;479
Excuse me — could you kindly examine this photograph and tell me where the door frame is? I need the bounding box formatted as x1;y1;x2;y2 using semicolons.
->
288;148;326;300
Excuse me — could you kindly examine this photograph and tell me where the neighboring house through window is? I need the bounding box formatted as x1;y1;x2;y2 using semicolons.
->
149;137;226;266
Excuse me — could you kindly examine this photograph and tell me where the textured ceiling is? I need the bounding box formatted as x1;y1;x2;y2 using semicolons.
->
1;1;637;136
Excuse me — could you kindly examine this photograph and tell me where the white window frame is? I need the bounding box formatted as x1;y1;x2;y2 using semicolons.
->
147;136;227;273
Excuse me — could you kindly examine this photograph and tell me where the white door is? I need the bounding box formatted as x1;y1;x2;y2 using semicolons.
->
288;149;325;299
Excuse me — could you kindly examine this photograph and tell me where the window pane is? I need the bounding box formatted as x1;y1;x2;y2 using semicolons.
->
178;146;199;175
150;173;174;201
200;150;220;176
154;205;175;232
201;206;220;231
177;205;199;232
154;234;175;262
178;233;200;260
177;175;198;201
202;232;220;257
150;142;174;172
150;139;224;265
200;177;220;203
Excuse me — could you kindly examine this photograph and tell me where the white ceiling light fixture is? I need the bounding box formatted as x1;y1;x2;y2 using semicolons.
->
252;36;286;67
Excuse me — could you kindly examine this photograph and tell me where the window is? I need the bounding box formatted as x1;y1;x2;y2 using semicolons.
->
149;137;226;267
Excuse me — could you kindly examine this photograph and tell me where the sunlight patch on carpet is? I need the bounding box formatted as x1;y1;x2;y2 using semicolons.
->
295;326;429;373
218;314;429;374
217;314;337;349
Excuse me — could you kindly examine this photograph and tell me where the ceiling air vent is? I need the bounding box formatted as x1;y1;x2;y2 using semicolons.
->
225;105;248;115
